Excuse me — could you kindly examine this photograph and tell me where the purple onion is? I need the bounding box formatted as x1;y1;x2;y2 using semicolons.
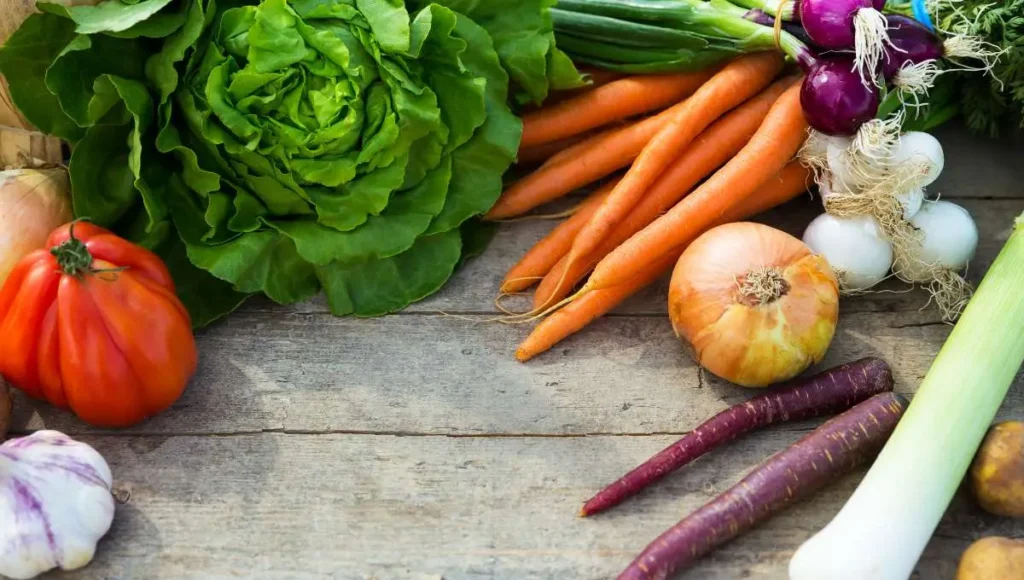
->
880;14;944;79
799;0;874;49
800;56;880;135
792;0;885;22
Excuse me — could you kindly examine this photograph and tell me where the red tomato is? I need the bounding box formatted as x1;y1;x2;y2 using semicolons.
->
0;222;197;427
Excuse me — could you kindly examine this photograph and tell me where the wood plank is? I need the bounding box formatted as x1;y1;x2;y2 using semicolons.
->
930;124;1024;199
12;309;1024;437
66;432;1022;580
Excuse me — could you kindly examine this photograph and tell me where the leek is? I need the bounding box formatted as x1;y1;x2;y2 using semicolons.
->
789;212;1024;579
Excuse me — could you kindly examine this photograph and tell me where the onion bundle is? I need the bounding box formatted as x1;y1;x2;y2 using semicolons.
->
800;129;978;319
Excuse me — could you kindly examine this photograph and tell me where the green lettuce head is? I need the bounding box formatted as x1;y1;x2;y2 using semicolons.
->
0;0;580;325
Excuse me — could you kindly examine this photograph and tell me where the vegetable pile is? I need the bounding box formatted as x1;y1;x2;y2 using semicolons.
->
1;1;1022;578
0;0;580;325
548;0;972;139
484;2;1024;577
501;57;817;364
491;0;1010;363
789;211;1024;580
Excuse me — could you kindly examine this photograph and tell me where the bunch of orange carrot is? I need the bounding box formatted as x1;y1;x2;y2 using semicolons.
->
488;53;815;362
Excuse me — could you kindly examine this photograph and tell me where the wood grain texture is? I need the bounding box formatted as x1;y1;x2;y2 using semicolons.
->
66;433;1023;580
11;309;1024;438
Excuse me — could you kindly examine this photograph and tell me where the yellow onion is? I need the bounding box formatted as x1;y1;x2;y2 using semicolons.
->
668;222;840;388
0;168;73;286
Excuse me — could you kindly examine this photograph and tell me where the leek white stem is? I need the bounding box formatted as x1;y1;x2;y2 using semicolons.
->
789;212;1024;580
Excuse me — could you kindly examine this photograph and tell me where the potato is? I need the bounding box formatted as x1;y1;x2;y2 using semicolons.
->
957;537;1024;580
970;421;1024;517
0;376;9;440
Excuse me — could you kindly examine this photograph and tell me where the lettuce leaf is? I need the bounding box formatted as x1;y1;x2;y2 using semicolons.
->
0;0;565;325
407;0;585;103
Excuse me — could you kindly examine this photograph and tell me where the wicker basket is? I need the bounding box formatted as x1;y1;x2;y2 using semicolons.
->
0;0;96;167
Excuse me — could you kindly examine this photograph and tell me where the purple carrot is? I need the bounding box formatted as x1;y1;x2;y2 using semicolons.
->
618;392;908;580
580;357;893;517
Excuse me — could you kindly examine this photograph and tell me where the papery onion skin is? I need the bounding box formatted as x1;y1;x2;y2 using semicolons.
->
0;169;72;286
669;222;840;388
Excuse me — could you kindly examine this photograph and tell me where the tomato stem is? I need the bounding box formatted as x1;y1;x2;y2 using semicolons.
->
51;222;94;277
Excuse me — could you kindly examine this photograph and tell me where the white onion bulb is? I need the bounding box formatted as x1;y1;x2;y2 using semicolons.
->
803;213;894;291
890;131;944;188
894;200;978;281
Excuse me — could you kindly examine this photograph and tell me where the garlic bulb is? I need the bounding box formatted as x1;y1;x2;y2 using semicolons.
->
0;430;115;579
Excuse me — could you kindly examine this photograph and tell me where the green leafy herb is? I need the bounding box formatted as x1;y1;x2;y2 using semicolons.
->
0;0;575;326
890;0;1024;137
933;0;1024;137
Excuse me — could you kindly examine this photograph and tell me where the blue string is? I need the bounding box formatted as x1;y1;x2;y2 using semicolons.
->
911;0;935;31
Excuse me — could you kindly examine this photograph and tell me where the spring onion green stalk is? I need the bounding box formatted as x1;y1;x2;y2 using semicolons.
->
789;212;1024;580
550;0;813;73
729;0;798;19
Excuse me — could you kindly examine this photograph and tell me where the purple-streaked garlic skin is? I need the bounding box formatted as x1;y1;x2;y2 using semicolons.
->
0;430;114;580
881;14;945;79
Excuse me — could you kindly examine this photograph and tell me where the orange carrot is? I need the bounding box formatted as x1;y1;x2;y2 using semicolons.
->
563;53;786;278
741;162;811;217
520;71;714;149
501;177;621;294
516;133;593;166
535;124;622;169
516;160;811;361
531;76;797;309
584;81;807;293
521;68;626;112
485;101;689;221
517;252;677;361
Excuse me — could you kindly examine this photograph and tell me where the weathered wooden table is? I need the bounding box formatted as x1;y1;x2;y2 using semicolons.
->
9;125;1024;579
